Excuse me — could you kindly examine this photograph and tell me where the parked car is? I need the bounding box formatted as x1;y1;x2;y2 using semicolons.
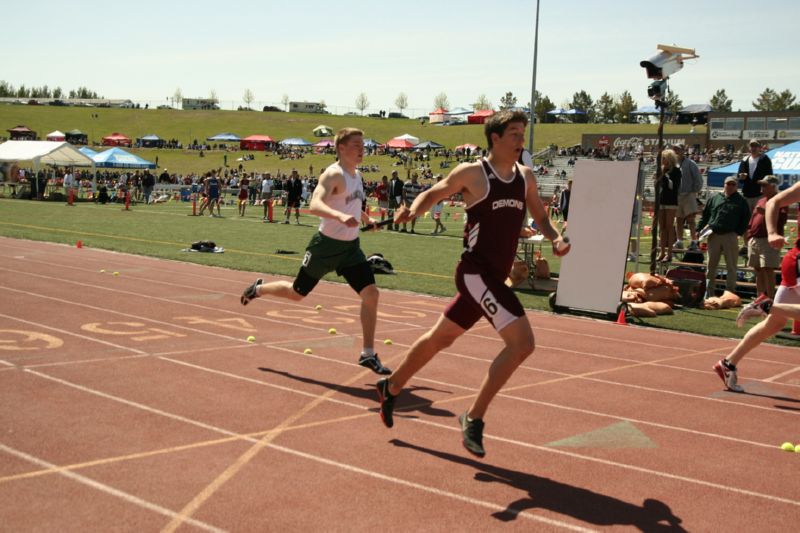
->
262;105;283;112
49;100;68;106
388;112;409;119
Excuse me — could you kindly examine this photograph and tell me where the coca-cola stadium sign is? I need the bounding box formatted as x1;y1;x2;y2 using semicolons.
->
582;134;707;150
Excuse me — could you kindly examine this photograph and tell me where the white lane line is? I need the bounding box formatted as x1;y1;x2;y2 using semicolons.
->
0;286;264;344
15;356;800;518
581;375;800;416
5;261;795;397
764;365;800;383
157;356;367;411
25;369;255;442
3;261;800;387
4;291;795;429
0;443;226;533
266;442;595;532
414;418;800;508
499;392;777;449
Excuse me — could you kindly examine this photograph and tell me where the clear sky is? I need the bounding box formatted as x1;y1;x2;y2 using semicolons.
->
6;0;799;115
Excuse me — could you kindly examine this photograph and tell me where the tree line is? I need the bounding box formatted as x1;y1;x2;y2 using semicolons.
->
383;88;799;124
0;81;101;100
483;87;799;124
3;79;798;119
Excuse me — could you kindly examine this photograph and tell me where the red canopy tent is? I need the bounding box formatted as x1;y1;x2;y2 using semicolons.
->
240;134;276;151
468;109;495;124
7;125;37;140
429;107;448;124
102;132;132;147
385;138;416;149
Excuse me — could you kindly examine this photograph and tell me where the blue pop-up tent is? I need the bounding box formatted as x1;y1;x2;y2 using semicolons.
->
78;146;99;158
707;140;800;189
92;147;156;169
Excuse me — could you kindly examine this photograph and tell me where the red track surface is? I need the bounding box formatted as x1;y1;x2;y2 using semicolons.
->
1;236;799;532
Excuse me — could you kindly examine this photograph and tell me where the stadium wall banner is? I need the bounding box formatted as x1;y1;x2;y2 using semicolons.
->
581;133;707;150
742;129;774;139
709;130;742;140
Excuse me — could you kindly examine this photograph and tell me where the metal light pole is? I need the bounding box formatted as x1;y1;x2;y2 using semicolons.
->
649;103;666;275
528;0;541;153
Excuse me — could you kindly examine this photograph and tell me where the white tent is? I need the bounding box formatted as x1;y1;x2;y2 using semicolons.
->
395;133;420;145
46;130;66;141
0;140;96;191
0;141;94;167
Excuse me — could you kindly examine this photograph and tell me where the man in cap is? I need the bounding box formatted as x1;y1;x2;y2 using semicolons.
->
744;175;787;298
737;139;773;212
697;176;750;298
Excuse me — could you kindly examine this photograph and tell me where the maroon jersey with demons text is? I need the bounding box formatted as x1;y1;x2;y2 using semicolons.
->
460;158;527;280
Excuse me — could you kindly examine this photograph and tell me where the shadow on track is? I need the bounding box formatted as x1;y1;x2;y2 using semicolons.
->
258;367;455;419
389;438;686;532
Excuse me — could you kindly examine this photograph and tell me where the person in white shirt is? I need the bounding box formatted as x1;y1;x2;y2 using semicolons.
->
261;173;274;221
240;128;391;375
62;168;77;204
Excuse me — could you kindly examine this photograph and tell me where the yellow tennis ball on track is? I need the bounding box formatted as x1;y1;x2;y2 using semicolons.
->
315;304;323;310
246;335;256;343
781;442;795;451
304;348;313;354
383;339;393;345
328;328;337;334
113;271;120;276
795;444;800;453
100;269;106;273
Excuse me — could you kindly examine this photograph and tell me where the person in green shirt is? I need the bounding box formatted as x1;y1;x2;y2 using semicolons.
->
697;176;750;298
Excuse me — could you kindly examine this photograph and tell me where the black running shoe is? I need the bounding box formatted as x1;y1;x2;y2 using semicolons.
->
240;278;263;306
358;353;392;375
459;411;485;457
376;378;395;428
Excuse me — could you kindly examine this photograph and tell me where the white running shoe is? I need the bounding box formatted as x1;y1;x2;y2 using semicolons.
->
713;359;744;392
736;295;773;328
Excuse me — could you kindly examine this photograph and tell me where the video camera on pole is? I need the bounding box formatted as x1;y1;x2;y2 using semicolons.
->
640;44;698;109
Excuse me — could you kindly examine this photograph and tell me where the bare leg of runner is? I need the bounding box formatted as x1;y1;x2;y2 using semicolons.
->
359;284;379;351
726;314;786;366
256;281;304;302
386;315;465;395
467;317;534;419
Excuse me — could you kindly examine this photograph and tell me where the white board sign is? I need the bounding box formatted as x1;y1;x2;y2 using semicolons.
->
555;160;640;315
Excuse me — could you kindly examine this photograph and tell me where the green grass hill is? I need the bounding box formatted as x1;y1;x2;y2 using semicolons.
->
1;105;704;175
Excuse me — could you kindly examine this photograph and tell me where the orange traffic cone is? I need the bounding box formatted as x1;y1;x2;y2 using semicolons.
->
616;306;628;325
792;320;800;336
76;240;83;249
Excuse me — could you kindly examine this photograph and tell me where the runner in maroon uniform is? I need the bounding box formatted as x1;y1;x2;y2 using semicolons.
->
714;181;800;392
375;110;570;457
